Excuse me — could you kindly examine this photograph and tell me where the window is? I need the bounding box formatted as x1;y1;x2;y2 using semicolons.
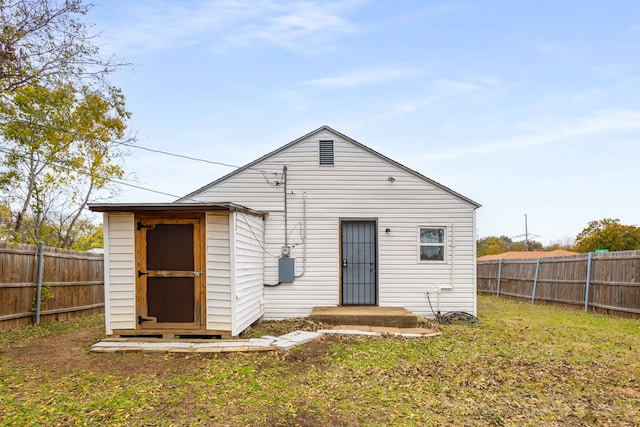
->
419;227;445;261
319;140;334;166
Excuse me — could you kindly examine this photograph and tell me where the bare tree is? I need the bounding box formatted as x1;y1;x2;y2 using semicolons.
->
0;0;124;94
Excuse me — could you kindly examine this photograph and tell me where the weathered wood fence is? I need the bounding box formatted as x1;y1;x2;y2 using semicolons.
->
477;250;640;318
0;241;104;331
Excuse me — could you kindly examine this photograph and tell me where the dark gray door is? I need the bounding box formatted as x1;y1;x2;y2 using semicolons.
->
341;220;377;305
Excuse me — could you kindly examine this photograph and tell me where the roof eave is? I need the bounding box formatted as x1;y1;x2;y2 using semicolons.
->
88;202;267;217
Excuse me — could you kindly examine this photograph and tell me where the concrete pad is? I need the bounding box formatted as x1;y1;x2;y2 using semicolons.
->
90;338;277;353
90;324;440;354
310;306;419;328
319;329;381;336
272;330;322;350
318;326;442;338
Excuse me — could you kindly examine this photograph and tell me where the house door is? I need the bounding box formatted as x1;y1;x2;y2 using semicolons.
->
341;220;377;305
135;217;203;330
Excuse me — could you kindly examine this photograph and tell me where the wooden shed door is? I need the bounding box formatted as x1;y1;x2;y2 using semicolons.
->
341;220;377;305
136;218;202;329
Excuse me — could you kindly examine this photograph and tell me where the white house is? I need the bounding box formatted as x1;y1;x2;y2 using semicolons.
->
90;126;480;337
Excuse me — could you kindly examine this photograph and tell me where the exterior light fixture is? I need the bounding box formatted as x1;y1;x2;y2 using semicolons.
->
387;176;395;182
385;228;391;234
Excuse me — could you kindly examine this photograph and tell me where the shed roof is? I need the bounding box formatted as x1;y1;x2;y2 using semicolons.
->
88;202;266;217
178;125;481;209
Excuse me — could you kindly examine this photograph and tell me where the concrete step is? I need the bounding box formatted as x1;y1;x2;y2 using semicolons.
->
310;306;418;328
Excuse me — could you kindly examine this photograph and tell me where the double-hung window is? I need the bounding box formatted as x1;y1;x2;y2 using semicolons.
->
419;227;445;261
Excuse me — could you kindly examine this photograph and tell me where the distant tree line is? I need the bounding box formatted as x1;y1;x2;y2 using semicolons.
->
477;218;640;257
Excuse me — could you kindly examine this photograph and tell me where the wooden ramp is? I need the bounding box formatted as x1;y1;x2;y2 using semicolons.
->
310;306;419;328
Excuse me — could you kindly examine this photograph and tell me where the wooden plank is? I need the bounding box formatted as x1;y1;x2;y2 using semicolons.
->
0;311;34;321
40;303;105;315
0;242;106;331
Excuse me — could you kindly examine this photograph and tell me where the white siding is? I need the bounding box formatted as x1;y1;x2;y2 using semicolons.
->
104;213;136;332
206;212;232;331
191;130;478;319
230;211;264;336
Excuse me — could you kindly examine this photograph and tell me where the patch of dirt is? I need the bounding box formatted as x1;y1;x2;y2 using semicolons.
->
3;320;342;377
3;323;209;377
3;318;434;380
5;324;103;372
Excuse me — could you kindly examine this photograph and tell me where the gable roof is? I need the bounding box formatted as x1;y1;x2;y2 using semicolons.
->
178;125;481;208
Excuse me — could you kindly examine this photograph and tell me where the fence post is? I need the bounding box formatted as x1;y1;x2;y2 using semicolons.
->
531;257;540;304
496;259;502;297
584;252;592;312
35;242;44;325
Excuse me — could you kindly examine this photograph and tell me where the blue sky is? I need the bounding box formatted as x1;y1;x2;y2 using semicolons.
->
87;1;640;245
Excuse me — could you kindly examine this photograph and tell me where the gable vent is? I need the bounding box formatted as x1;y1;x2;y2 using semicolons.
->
319;140;334;166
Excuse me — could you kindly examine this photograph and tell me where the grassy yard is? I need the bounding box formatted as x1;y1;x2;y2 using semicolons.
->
1;295;639;426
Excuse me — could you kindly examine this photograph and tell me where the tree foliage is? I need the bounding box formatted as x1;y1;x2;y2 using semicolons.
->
0;0;131;249
0;0;121;94
477;235;543;257
0;82;129;248
573;218;640;253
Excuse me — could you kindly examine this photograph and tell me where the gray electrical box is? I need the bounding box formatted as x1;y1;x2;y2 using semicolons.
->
278;257;295;283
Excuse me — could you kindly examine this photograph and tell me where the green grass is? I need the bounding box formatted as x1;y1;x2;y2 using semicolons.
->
1;296;639;426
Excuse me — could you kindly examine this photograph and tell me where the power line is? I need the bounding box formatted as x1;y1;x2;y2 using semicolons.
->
0;116;278;191
0;146;203;202
117;141;241;169
0;116;282;188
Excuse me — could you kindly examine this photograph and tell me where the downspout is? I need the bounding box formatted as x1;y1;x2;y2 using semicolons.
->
295;192;307;278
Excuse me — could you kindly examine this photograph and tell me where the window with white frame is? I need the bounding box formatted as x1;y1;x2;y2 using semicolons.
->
419;227;445;261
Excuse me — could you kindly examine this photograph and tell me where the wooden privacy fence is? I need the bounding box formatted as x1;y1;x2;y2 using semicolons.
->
0;241;104;331
477;250;640;318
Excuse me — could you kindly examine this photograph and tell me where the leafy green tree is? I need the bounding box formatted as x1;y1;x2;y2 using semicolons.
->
477;236;512;257
477;235;543;257
0;82;129;248
0;205;103;249
545;240;574;251
573;218;640;253
0;0;130;250
509;239;543;252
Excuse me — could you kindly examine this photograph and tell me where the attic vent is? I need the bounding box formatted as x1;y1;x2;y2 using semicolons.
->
319;140;334;166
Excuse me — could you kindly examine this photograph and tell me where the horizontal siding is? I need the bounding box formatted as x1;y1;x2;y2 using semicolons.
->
231;212;264;336
206;213;231;331
192;130;477;319
105;213;135;332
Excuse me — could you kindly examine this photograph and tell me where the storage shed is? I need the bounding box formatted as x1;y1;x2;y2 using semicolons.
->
88;203;266;337
92;126;480;337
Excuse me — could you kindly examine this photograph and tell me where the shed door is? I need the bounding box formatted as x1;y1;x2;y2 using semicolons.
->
136;218;202;329
341;220;377;305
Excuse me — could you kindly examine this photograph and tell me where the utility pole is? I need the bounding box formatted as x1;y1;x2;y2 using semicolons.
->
524;213;529;251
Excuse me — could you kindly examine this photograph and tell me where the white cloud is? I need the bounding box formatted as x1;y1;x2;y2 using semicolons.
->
365;76;500;121
305;66;421;87
103;0;365;55
433;78;484;93
427;109;640;161
391;2;469;24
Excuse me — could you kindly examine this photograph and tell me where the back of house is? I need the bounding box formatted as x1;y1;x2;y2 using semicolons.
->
180;126;480;320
